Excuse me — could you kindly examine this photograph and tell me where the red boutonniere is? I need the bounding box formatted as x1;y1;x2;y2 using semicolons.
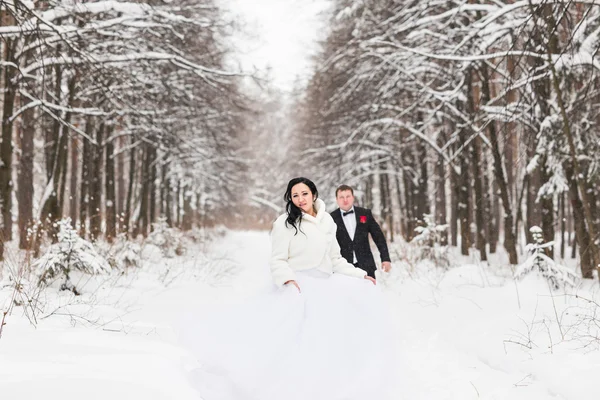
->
359;215;367;224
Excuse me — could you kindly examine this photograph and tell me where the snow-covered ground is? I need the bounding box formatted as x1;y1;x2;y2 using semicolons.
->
1;230;599;399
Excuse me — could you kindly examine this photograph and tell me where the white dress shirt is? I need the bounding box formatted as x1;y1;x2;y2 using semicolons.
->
341;207;358;263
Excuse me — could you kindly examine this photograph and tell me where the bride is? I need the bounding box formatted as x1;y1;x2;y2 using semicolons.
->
182;177;396;400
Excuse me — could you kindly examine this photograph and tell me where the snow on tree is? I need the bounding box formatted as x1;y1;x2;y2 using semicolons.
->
114;241;142;269
0;0;250;259
146;216;185;258
515;226;578;290
295;0;600;281
411;214;451;268
32;219;111;294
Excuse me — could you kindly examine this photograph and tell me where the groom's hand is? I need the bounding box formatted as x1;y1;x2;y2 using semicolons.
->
381;261;392;273
284;280;301;293
364;276;376;285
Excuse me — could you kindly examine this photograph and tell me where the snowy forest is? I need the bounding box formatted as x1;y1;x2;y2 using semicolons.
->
291;0;600;280
2;0;600;399
1;0;597;275
0;0;246;255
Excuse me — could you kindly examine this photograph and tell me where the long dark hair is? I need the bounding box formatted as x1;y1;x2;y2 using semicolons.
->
284;177;319;235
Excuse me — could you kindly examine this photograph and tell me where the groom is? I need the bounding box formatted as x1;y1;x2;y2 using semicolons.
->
331;185;392;279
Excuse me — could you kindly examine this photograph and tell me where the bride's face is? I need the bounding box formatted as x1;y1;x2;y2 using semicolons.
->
291;183;315;214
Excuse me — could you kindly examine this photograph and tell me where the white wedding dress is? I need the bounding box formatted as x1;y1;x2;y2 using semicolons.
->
180;268;396;400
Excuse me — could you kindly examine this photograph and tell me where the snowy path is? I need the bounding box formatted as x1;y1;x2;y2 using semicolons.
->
195;231;599;400
1;230;598;400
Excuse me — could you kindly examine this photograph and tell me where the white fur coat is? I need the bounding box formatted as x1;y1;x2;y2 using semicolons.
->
269;199;367;286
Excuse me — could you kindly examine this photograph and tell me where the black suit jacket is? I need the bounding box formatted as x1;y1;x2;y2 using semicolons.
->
330;206;391;274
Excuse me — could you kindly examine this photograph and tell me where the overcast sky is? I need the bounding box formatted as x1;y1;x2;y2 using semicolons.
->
221;0;333;92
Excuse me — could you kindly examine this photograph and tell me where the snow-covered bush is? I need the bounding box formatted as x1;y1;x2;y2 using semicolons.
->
213;225;228;238
146;217;185;258
32;218;111;293
115;241;142;269
185;227;205;243
101;233;142;269
515;226;578;289
411;214;451;268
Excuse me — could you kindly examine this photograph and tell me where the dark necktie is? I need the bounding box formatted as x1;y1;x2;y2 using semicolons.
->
342;210;354;217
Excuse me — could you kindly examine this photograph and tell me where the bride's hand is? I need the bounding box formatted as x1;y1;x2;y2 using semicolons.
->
364;276;376;285
284;280;301;293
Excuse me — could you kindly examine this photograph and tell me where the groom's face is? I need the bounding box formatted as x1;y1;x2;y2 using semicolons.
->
336;190;354;212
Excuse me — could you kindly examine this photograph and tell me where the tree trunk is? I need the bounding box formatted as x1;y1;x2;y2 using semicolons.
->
163;163;172;226
489;179;500;254
550;68;600;274
458;134;470;256
468;166;475;246
466;70;486;260
394;173;406;240
384;171;394;242
124;142;136;236
568;200;575;258
17;97;35;250
182;185;193;231
481;64;518;264
505;55;518;208
137;144;150;236
79;120;93;238
559;192;566;259
379;163;391;240
195;191;202;229
586;179;600;246
69;136;79;227
148;145;157;231
45;63;62;182
435;132;447;245
47;132;69;221
455;96;471;256
416;138;430;220
57;76;77;220
34;61;66;251
566;164;593;278
365;173;374;210
482;146;495;253
57;134;69;222
175;179;182;228
105;127;116;242
116;135;126;228
0;37;17;245
472;135;487;261
540;161;554;259
525;160;542;243
403;167;414;241
34;127;69;255
450;157;459;247
543;4;600;276
160;162;166;218
89;123;104;241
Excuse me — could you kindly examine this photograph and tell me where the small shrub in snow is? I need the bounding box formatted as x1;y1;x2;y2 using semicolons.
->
146;217;185;258
185;227;205;243
213;225;228;238
32;218;111;293
515;226;578;289
411;214;451;268
103;233;142;269
115;241;142;269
